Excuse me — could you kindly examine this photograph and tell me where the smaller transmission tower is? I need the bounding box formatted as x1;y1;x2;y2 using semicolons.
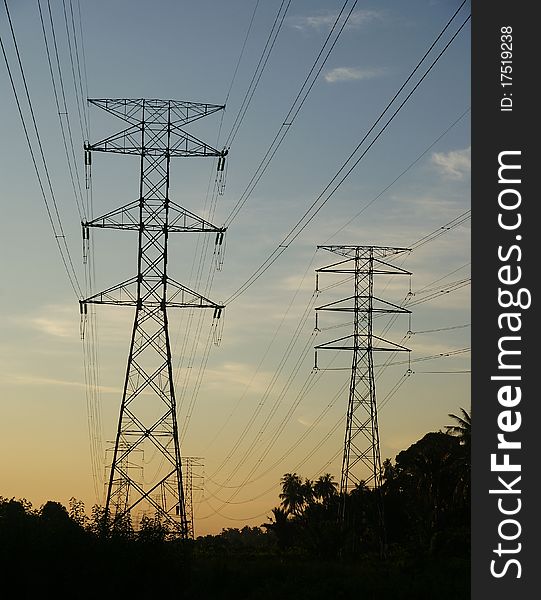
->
314;245;411;549
183;456;204;539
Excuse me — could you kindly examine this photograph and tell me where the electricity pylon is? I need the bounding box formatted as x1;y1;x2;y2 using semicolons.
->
314;245;411;550
183;456;204;539
80;99;227;538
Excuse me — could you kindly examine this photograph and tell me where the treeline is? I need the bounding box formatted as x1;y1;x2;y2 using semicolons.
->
0;410;470;599
0;497;193;596
262;432;469;559
199;410;470;562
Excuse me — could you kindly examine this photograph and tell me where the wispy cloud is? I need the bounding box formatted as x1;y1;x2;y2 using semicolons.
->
201;361;273;395
20;303;133;344
289;9;384;32
431;146;471;180
30;317;75;338
347;9;385;28
2;373;120;394
324;66;383;83
22;304;79;339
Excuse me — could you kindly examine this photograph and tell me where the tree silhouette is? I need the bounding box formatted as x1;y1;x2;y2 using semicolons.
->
138;514;168;544
446;407;471;452
279;473;307;516
263;507;293;550
446;406;471;511
313;473;338;506
388;430;469;554
68;497;87;528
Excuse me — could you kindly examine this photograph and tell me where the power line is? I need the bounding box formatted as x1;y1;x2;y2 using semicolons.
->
410;209;470;249
324;107;470;243
415;370;470;374
198;369;412;518
199;337;464;519
224;0;261;107
66;0;89;138
171;5;465;474
75;0;90;111
206;378;349;493
175;1;359;449
415;262;470;293
1;0;83;298
203;256;468;511
38;0;86;221
224;0;291;148
412;323;470;334
406;277;470;307
224;0;358;226
224;9;471;304
203;249;319;454
207;292;319;482
198;325;467;518
205;211;470;495
61;0;88;140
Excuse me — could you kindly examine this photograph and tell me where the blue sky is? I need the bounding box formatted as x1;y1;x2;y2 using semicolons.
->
0;0;470;534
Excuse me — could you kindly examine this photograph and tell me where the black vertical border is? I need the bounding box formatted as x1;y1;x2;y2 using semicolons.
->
472;1;538;597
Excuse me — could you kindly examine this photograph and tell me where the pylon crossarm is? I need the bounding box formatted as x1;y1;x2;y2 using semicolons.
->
168;200;226;232
166;277;224;309
88;98;225;126
315;296;356;311
169;127;222;157
318;244;410;259
81;276;223;308
317;257;411;276
316;296;410;313
315;334;355;350
168;101;225;126
88;125;222;157
81;276;138;305
373;258;412;275
87;124;141;154
371;296;411;313
372;335;411;352
84;199;226;232
319;265;410;276
84;200;140;230
88;98;146;124
316;257;356;272
315;334;410;352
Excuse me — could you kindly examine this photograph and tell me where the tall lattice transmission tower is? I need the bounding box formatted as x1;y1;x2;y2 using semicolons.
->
314;245;411;547
80;98;227;538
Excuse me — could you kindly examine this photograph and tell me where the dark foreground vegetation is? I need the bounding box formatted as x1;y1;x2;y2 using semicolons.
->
1;410;470;599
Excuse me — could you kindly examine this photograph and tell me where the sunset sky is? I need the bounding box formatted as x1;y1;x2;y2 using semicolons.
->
0;0;470;535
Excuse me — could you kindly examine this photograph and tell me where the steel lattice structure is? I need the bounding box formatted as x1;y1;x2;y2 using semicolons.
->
314;245;411;545
183;456;204;538
80;98;226;538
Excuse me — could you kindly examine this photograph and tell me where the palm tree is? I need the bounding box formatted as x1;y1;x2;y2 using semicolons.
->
279;473;306;516
313;473;338;506
446;407;471;452
446;406;471;505
302;478;315;506
263;507;293;549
